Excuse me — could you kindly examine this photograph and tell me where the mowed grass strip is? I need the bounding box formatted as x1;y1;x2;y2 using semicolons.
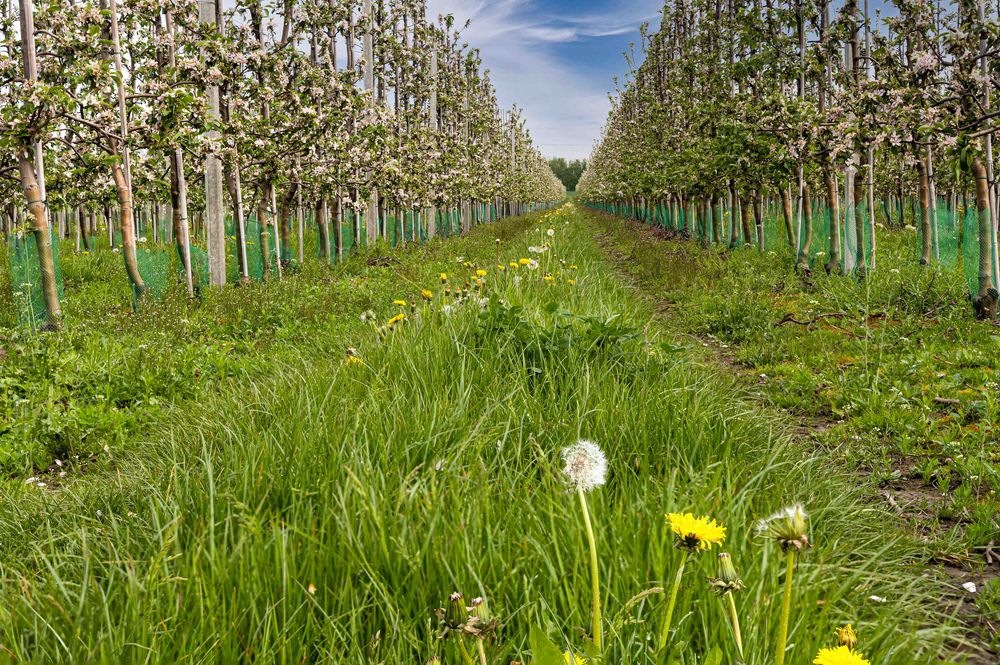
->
0;205;965;663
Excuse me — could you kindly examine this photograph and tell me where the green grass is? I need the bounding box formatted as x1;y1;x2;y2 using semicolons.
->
0;205;970;663
586;207;1000;655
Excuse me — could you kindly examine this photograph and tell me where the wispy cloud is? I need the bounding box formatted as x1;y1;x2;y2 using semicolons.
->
428;0;660;159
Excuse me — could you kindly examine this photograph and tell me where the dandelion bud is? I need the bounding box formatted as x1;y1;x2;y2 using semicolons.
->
835;624;858;650
446;592;468;626
469;597;488;620
708;552;744;595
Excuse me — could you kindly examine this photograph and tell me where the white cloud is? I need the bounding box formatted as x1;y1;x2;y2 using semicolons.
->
427;0;660;159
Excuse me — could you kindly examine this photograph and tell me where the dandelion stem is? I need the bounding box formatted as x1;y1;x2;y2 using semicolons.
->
726;591;744;661
775;550;796;665
457;638;476;665
658;549;689;653
476;640;488;665
577;487;602;650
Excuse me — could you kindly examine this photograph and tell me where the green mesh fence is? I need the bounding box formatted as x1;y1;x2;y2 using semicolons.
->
961;204;999;298
931;199;963;271
795;201;832;269
8;225;64;330
133;247;170;309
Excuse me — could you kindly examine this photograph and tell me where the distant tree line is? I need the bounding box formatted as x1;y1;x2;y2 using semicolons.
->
547;158;587;192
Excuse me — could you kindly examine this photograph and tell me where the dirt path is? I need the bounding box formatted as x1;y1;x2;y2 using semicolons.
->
585;208;997;664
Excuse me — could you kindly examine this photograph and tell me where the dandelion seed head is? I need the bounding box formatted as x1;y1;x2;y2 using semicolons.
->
756;503;810;551
561;440;607;492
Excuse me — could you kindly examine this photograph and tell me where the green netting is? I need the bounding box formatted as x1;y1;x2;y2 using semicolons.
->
841;202;867;275
961;204;999;298
133;247;171;309
931;198;963;270
8;224;64;330
243;215;272;282
795;201;832;269
386;211;424;247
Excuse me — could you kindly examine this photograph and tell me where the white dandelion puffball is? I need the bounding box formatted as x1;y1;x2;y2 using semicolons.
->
562;440;608;492
755;503;808;534
547;228;555;237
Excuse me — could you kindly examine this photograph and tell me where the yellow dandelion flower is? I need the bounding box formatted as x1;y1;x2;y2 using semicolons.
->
813;646;870;665
393;299;408;307
567;279;576;285
476;269;487;277
563;652;587;665
497;264;506;271
509;261;519;269
421;289;433;300
440;272;448;283
666;512;726;551
387;313;406;327
544;275;554;282
344;355;363;366
519;258;530;265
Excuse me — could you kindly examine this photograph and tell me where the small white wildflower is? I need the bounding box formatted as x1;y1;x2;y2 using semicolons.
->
561;440;608;492
96;510;103;517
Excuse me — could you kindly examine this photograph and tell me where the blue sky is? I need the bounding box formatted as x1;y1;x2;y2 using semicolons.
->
428;0;662;160
426;1;904;161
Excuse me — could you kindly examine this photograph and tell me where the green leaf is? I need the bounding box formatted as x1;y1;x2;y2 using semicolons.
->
702;647;723;665
529;625;565;665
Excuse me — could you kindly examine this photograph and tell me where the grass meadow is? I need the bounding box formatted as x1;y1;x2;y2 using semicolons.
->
0;204;970;663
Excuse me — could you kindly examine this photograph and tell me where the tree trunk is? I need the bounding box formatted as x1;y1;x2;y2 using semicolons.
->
971;156;997;319
258;181;273;278
796;183;814;272
111;161;146;298
740;192;753;246
916;157;931;265
824;168;841;274
781;185;795;247
17;147;62;329
278;181;297;266
169;149;194;295
315;197;330;261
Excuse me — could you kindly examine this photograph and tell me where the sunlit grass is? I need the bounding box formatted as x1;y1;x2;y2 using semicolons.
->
0;205;967;663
